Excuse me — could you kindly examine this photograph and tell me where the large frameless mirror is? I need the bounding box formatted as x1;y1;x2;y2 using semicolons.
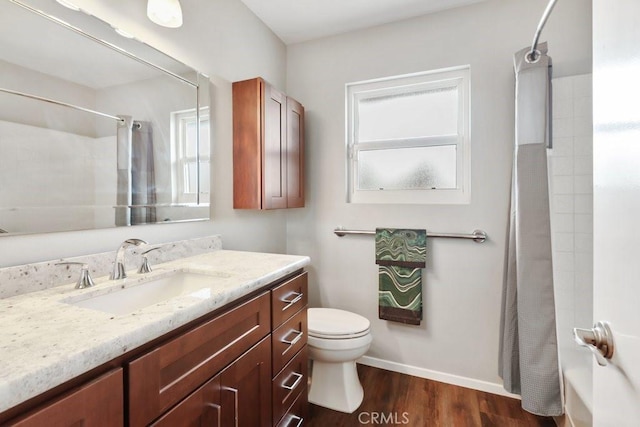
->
0;0;210;236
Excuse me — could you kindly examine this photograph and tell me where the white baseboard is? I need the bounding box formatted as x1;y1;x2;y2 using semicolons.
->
358;355;521;399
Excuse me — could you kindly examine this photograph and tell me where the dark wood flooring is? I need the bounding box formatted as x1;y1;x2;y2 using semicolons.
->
307;364;556;427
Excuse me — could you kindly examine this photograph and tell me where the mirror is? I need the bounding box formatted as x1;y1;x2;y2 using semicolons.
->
0;0;210;236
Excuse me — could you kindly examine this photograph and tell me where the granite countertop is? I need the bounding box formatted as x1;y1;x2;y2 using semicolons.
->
0;250;310;413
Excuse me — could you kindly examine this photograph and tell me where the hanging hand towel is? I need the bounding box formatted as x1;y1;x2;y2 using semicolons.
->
375;228;426;325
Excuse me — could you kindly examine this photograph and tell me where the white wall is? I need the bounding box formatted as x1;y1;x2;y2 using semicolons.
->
285;0;592;391
0;0;288;266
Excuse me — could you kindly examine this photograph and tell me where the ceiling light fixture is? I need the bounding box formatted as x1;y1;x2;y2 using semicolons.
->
147;0;183;28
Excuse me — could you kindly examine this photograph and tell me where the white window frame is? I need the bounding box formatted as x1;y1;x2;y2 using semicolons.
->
346;66;470;204
170;107;210;205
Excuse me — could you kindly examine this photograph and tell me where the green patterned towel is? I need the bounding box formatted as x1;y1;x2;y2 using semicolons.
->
375;228;426;325
375;228;426;268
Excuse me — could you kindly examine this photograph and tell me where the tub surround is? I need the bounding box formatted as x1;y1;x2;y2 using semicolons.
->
0;248;310;413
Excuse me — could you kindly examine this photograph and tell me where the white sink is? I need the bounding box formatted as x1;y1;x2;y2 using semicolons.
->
64;271;229;316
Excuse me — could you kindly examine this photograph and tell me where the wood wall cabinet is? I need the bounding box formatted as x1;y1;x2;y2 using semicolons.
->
233;77;305;210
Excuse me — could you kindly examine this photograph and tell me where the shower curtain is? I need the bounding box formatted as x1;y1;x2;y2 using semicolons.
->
499;43;563;416
115;116;133;227
131;121;157;225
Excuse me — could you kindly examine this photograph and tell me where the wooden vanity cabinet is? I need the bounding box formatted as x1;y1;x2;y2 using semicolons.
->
7;369;123;427
233;77;305;210
1;270;309;427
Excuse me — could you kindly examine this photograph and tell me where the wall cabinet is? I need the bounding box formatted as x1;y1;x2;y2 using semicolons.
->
1;271;308;427
233;77;305;210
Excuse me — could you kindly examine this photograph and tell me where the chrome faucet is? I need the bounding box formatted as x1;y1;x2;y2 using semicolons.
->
111;238;148;280
56;262;96;289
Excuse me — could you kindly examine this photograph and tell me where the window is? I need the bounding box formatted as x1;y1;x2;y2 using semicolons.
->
171;107;210;204
346;66;470;204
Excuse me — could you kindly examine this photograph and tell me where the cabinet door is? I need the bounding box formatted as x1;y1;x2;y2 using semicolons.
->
151;375;221;427
128;292;271;427
263;83;287;210
220;336;272;427
286;97;304;208
10;369;123;427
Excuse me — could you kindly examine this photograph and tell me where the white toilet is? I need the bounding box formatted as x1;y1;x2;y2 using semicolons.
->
307;307;372;413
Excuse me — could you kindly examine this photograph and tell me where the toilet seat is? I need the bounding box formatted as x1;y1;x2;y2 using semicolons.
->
308;308;371;340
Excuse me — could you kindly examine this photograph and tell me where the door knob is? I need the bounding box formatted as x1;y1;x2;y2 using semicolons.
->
573;321;614;366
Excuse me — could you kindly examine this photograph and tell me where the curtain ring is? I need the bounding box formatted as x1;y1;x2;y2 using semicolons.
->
525;49;541;64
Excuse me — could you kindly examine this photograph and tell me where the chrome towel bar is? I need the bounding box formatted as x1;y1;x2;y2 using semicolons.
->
334;227;487;243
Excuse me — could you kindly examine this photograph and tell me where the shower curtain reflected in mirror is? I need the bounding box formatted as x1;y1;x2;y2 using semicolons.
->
116;117;156;226
499;42;563;417
131;121;156;225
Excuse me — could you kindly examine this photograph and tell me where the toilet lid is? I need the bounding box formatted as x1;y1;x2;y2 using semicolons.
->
308;308;370;339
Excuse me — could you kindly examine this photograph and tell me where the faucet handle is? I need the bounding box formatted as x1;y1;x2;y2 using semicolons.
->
56;262;96;289
138;247;161;274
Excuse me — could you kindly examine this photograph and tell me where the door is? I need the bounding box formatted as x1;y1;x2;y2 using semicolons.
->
592;0;640;424
263;82;287;210
220;336;272;427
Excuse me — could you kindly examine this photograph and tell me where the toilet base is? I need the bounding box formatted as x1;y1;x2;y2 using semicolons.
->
308;359;364;413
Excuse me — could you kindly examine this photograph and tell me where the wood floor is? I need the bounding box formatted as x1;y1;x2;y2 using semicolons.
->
307;365;556;427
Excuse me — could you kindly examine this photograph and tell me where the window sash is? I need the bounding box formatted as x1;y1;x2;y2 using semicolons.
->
346;66;470;204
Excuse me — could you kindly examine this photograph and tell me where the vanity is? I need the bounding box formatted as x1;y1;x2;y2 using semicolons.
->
0;248;310;426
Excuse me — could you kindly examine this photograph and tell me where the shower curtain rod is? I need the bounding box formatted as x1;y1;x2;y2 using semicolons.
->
528;0;558;62
0;87;125;123
334;227;487;243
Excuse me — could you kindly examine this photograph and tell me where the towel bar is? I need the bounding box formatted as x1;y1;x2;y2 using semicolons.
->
333;228;487;243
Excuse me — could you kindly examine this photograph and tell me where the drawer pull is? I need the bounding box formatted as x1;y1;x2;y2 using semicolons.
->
287;414;304;427
282;372;303;391
222;386;239;427
205;403;221;427
281;330;304;346
281;292;303;311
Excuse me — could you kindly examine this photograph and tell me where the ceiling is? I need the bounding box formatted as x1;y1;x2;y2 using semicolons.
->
239;0;488;44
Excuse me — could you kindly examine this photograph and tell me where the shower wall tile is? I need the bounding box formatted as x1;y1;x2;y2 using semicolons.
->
574;233;593;253
574;194;593;214
574;136;593;156
550;74;593;367
553;195;574;213
572;74;593;98
574;96;592;118
554;232;575;252
574;175;593;194
552;137;574;156
553;176;574;194
554;252;575;272
553;117;574;138
574;158;593;176
574;214;593;233
554;213;575;232
552;157;574;175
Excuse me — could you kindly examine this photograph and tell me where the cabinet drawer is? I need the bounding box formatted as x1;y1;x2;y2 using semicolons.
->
272;307;307;374
128;292;271;427
272;346;308;426
271;272;307;328
9;369;123;427
276;387;308;427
